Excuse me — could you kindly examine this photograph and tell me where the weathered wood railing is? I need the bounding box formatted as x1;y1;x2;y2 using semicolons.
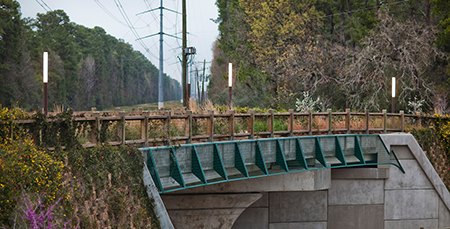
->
7;107;438;148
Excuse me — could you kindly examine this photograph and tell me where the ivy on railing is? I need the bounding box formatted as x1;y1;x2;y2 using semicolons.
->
3;107;447;148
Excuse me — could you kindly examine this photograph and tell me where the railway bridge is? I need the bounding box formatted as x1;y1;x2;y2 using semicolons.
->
9;108;450;228
142;134;450;229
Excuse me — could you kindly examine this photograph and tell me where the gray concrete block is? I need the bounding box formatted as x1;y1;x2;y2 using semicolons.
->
269;191;327;223
385;160;433;190
380;134;450;216
385;189;439;220
161;193;262;210
314;169;331;190
328;205;384;229
331;168;389;180
250;192;268;208
391;145;414;159
439;199;450;228
232;207;268;229
328;179;384;205
381;134;450;214
269;222;327;229
384;219;438;229
167;208;245;229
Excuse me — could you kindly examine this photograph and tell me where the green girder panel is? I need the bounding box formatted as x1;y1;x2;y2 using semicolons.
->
255;142;269;174
234;143;249;177
141;134;405;193
276;140;289;172
169;148;185;187
315;138;327;167
295;138;308;170
334;136;347;166
213;144;227;180
191;146;207;184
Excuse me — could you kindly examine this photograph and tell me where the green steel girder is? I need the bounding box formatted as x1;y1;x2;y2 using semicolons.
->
145;149;164;192
169;148;185;187
255;141;269;175
141;134;405;193
315;138;327;167
276;139;289;172
191;146;207;184
213;144;228;180
354;136;366;164
234;143;249;177
295;138;308;170
334;136;347;166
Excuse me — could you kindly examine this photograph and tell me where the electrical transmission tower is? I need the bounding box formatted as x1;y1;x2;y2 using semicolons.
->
136;0;180;109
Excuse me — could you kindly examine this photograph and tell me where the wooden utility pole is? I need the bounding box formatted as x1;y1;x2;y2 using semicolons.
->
182;0;187;108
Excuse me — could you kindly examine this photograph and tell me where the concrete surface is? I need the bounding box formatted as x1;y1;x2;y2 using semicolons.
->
142;163;174;229
173;169;331;194
328;205;384;229
331;167;389;180
269;222;327;229
328;179;384;205
384;219;438;229
161;193;261;229
269;191;327;223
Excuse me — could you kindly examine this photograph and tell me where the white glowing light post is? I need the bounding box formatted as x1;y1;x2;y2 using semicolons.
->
43;52;48;115
391;77;396;113
228;63;232;110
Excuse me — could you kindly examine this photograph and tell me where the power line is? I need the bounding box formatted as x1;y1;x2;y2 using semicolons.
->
94;0;128;27
114;0;158;59
39;0;52;11
35;0;51;12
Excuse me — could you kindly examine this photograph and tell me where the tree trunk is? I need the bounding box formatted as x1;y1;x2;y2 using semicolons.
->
340;4;346;46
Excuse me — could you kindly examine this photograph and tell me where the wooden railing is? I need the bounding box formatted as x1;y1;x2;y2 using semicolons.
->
8;107;439;148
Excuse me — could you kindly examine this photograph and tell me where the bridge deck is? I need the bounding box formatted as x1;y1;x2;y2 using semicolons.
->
140;134;404;193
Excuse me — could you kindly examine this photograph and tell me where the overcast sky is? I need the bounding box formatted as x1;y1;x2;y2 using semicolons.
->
17;0;220;84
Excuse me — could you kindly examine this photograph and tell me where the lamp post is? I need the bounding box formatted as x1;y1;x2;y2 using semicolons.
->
392;77;396;113
228;63;232;110
43;52;48;115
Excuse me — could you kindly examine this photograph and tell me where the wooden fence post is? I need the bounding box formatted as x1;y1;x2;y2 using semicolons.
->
289;109;294;136
345;108;350;134
249;109;255;139
416;112;422;129
327;109;332;135
308;110;313;136
400;110;405;132
165;111;171;146
187;110;192;144
268;109;274;138
91;108;100;145
382;109;387;133
118;111;126;145
365;109;369;134
229;110;235;141
207;110;214;142
141;111;149;147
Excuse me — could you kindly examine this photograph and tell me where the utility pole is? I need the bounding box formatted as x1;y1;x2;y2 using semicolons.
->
158;0;164;110
181;0;196;109
136;2;181;110
182;0;187;108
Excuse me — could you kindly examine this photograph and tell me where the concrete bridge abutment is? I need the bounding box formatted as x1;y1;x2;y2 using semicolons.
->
148;134;450;229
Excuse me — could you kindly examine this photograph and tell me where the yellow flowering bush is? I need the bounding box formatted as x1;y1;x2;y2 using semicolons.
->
434;114;450;153
0;106;66;225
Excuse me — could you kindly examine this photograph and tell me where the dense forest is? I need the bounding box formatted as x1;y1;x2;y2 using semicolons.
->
0;0;181;111
210;0;450;113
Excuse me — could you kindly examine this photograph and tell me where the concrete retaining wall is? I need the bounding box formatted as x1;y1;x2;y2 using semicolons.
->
159;134;450;229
